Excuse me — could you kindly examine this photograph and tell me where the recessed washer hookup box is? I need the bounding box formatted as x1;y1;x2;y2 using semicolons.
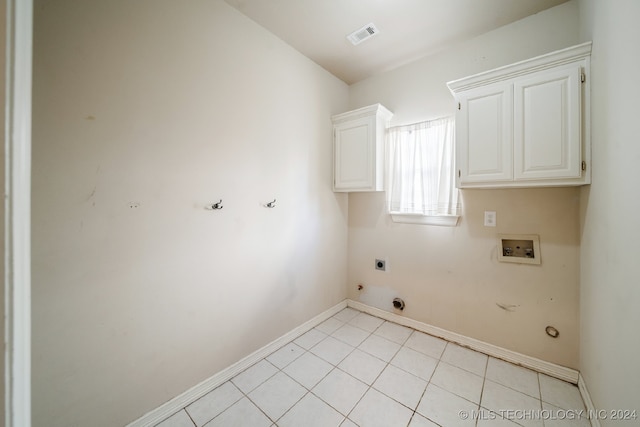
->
498;234;541;265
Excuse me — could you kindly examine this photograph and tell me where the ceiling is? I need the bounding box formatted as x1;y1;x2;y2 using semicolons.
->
224;0;569;84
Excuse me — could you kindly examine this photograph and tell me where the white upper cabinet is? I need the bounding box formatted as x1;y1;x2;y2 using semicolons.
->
457;81;513;184
448;42;591;189
513;64;582;180
332;104;393;192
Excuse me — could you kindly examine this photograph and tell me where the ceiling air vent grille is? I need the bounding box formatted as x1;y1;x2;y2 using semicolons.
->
347;23;379;46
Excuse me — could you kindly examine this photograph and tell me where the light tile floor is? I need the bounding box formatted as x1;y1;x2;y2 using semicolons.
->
156;308;589;427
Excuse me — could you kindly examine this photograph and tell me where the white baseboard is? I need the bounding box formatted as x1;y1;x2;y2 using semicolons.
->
129;298;587;426
578;374;601;427
127;300;347;427
347;299;579;384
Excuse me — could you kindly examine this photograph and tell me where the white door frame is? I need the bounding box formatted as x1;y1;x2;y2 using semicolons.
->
4;0;32;426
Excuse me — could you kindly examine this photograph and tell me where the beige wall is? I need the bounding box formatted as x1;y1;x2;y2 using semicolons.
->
1;0;6;423
578;0;640;422
347;1;582;368
33;0;640;425
31;1;348;425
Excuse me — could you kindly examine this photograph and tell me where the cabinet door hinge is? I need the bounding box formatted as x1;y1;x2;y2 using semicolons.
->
581;161;587;171
581;73;586;83
458;169;461;178
458;102;461;110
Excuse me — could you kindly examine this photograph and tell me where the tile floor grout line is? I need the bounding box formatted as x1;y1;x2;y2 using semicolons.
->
240;375;271;427
364;330;425;415
243;391;280;426
235;358;279;389
156;307;587;427
184;382;245;427
247;354;312;427
537;371;544;403
278;338;367;426
537;372;544;412
306;372;352;421
233;359;289;427
337;315;397;426
186;410;197;427
417;347;443;425
281;346;344;416
404;331;444;426
271;389;313;427
474;351;490;427
313;329;358;367
342;379;370;426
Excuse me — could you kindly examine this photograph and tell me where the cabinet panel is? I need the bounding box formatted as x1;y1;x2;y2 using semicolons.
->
447;42;591;188
457;83;513;185
331;104;392;192
334;118;374;190
514;65;581;180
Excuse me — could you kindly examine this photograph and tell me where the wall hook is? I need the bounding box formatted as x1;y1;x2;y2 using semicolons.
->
210;199;223;210
265;199;276;208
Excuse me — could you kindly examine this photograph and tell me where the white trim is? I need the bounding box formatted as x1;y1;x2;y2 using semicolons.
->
331;103;392;124
578;374;601;427
390;213;459;226
4;1;33;426
126;300;347;427
129;298;589;426
447;42;592;93
347;300;579;384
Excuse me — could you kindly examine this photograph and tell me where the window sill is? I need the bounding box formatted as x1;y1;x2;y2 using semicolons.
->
390;213;460;226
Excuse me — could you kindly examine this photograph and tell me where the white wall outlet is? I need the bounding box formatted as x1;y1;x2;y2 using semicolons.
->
484;211;497;227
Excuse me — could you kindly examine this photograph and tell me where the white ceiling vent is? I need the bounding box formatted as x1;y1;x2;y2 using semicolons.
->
347;23;379;46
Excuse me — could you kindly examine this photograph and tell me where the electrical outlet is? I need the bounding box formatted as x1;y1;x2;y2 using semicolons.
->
484;211;496;227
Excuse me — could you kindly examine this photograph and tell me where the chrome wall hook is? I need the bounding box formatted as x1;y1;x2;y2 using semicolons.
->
265;199;276;208
210;199;223;210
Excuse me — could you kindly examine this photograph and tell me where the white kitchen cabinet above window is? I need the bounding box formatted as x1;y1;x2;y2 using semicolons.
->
447;42;592;189
331;104;393;192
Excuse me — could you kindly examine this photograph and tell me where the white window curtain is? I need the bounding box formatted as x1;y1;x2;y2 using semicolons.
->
387;116;460;217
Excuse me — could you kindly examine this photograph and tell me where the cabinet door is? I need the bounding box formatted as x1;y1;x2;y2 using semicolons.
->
456;82;513;186
333;116;377;191
513;65;582;180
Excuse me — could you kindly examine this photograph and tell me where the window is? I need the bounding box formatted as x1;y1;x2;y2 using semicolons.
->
387;116;460;226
